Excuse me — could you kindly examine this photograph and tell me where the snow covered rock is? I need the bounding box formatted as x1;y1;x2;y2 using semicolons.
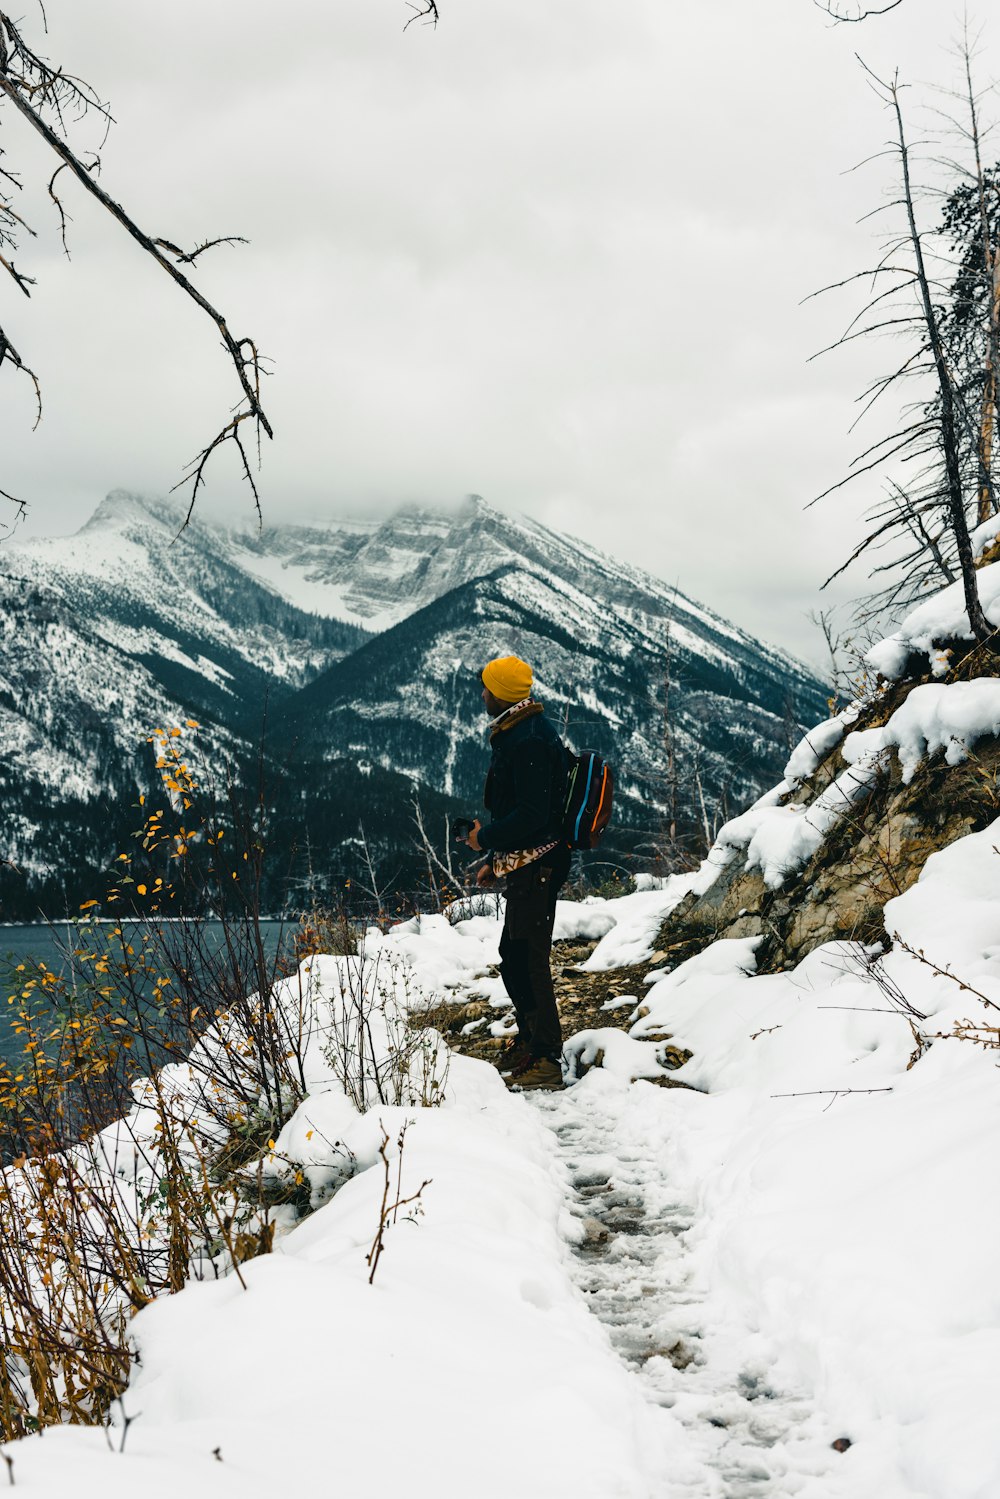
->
843;678;1000;783
865;559;1000;680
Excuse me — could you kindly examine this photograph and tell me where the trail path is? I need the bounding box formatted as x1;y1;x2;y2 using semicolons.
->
527;1074;849;1499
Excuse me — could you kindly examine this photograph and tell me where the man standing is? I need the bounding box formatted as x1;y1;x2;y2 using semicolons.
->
465;655;571;1092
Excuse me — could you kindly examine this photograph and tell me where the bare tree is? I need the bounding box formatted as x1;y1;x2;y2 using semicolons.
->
810;59;996;644
410;795;464;909
0;7;274;526
356;821;401;920
661;596;680;857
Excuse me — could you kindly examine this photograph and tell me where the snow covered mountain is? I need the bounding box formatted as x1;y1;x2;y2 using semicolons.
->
0;492;365;911
0;492;829;916
291;563;823;842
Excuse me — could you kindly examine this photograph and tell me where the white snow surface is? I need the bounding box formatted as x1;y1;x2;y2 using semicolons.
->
576;874;704;970
843;679;1000;784
706;758;878;892
866;559;1000;679
9;829;1000;1497
783;705;858;785
689;668;1000;895
971;511;1000;559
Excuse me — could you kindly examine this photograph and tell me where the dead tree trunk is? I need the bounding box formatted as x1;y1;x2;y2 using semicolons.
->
890;78;992;643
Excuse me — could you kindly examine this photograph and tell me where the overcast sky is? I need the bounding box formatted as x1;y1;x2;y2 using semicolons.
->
3;0;997;663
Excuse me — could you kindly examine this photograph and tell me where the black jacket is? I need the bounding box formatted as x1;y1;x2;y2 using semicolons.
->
478;706;568;854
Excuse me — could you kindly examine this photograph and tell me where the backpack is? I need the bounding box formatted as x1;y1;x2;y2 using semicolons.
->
562;750;614;850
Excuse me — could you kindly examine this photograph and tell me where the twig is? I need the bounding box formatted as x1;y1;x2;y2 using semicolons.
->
818;1005;906;1012
153;234;248;266
116;1399;139;1454
815;0;903;18
891;932;1000;1012
771;1087;894;1097
0;322;41;428
366;1123;430;1284
404;0;439;29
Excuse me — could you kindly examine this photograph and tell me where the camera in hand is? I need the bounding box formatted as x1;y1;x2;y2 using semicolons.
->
451;817;475;843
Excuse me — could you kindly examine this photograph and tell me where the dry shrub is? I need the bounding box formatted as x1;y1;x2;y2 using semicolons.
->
317;943;449;1112
0;729;312;1436
0;728;449;1439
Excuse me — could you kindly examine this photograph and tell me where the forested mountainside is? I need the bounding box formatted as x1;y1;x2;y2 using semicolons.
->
0;492;829;918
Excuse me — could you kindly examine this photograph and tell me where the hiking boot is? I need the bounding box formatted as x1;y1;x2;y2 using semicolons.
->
497;1035;531;1076
507;1055;563;1092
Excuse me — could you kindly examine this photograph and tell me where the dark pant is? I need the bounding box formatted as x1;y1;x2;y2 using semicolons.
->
498;846;571;1062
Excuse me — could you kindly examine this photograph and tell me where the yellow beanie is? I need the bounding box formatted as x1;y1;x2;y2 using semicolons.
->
481;655;533;703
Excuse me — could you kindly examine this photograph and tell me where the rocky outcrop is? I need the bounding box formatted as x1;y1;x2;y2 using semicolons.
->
658;667;1000;972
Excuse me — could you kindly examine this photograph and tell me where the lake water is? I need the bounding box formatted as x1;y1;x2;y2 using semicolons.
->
0;920;297;1066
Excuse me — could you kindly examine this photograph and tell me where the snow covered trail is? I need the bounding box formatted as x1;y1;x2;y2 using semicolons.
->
528;1073;853;1499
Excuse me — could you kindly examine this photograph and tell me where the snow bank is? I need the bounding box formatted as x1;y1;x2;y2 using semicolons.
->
366;911;501;1006
843;678;1000;784
866;559;1000;679
563;1026;678;1084
783;704;859;785
377;874;703;988
579;873;703;970
709;760;879;890
9;1059;678;1498
683;670;1000;896
626;819;1000;1498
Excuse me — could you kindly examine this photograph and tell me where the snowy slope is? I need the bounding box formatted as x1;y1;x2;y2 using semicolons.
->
8;829;998;1498
5;582;998;1494
0;494;365;895
223;493;809;686
7;490;365;686
4;1054;683;1499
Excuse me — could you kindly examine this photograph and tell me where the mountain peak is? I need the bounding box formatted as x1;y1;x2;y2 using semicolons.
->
80;490;186;536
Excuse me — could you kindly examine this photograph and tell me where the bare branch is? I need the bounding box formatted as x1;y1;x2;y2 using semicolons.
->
815;0;903;21
404;1;439;30
801;265;914;305
46;160;73;256
153;234;249;266
0;320;42;427
0;8;272;518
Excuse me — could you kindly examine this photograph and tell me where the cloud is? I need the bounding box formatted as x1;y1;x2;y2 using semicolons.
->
2;0;981;663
